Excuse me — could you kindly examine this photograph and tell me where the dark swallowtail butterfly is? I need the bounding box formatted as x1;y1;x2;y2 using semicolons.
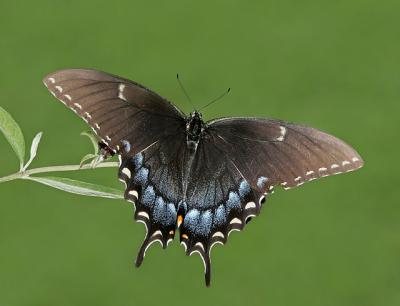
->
43;69;364;286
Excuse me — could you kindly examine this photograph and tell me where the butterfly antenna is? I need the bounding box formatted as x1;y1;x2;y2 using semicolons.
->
199;88;231;111
177;74;197;111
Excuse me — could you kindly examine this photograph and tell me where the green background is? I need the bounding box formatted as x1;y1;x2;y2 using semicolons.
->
0;1;398;305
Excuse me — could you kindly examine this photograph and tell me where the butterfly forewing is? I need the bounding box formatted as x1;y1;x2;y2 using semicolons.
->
43;69;185;155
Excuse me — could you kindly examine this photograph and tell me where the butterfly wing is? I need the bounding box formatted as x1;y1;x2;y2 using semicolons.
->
43;69;185;155
207;117;364;189
119;131;188;266
180;117;363;286
179;135;262;286
43;69;187;262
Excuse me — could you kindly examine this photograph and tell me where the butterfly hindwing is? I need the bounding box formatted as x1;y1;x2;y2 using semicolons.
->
118;132;188;266
179;135;269;286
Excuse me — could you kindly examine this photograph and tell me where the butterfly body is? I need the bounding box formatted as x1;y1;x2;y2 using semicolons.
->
43;69;364;287
185;111;205;150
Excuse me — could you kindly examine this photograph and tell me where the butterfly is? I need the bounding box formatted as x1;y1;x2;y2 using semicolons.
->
43;69;364;286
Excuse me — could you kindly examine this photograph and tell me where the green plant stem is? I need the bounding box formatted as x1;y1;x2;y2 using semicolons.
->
0;161;119;183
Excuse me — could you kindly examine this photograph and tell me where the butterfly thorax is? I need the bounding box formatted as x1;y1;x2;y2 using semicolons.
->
186;111;204;151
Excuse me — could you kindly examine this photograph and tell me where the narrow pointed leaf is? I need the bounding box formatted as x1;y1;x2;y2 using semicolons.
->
81;131;99;155
23;132;43;170
27;176;124;199
0;106;25;168
79;153;97;167
90;154;105;168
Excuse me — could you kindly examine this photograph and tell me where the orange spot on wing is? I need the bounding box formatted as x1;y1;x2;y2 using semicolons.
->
177;215;183;227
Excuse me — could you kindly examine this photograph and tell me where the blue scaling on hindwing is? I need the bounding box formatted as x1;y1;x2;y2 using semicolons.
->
226;191;241;214
198;210;212;236
133;152;143;169
166;203;177;224
184;209;213;236
184;209;200;232
257;176;268;189
214;205;227;227
141;185;155;207
134;167;149;186
238;180;251;198
153;196;177;226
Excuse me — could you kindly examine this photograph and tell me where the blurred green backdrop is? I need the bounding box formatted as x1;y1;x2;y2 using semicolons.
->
0;1;399;305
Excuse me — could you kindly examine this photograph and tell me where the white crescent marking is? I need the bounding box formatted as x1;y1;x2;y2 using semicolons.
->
212;231;224;239
121;167;131;178
230;218;242;225
128;190;139;199
151;230;162;238
245;202;256;209
138;211;150;219
195;242;205;252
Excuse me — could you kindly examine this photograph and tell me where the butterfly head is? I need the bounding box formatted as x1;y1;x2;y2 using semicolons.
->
189;111;202;120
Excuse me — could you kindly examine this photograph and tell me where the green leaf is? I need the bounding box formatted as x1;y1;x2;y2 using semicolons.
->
27;176;124;199
90;154;105;168
0;106;25;169
22;132;43;171
79;153;97;167
81;131;99;155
